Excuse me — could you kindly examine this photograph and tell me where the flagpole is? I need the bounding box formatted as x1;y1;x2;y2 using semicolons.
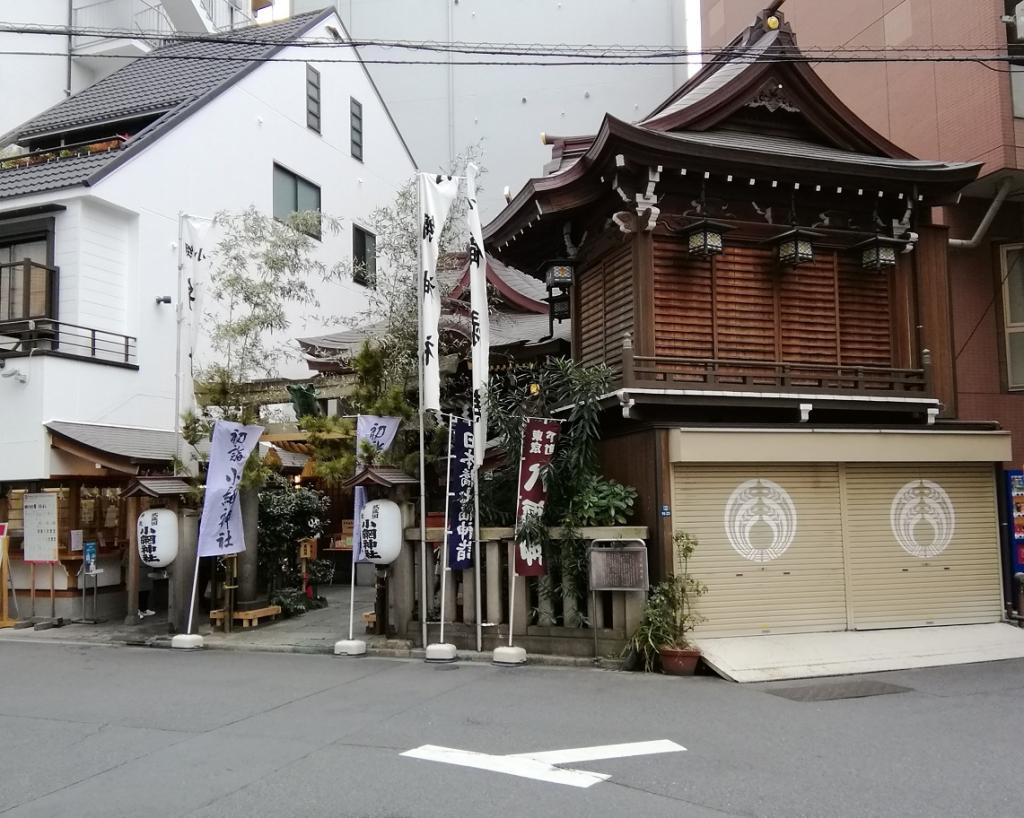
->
173;212;184;476
438;416;454;645
473;464;482;652
347;543;357;641
416;173;429;650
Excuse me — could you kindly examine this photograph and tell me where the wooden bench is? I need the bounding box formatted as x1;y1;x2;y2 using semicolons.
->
209;604;283;629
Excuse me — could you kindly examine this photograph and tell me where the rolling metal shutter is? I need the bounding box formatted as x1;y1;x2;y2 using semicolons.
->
843;463;1003;629
671;463;848;637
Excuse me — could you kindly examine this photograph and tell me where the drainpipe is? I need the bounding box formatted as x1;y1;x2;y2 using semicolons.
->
65;0;72;97
948;178;1013;249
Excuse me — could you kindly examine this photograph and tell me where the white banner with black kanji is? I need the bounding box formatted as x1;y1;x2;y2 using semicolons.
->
464;163;490;468
419;173;460;413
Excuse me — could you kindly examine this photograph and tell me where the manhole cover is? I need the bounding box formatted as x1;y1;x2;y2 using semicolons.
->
764;680;911;702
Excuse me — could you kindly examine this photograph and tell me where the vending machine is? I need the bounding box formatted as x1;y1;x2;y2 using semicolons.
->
1005;470;1024;577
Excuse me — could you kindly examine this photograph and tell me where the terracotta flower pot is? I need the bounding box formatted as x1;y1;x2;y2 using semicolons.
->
658;646;701;676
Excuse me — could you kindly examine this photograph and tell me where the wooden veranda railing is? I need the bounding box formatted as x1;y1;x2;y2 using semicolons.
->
620;334;932;396
394;526;650;656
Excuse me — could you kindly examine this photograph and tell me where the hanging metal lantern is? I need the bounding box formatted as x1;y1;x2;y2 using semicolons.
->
853;235;905;271
541;259;575;289
772;227;823;267
681;219;732;258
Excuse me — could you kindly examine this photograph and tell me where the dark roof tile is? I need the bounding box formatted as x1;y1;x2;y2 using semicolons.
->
0;152;113;200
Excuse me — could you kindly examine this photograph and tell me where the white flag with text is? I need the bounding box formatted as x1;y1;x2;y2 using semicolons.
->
418;173;459;413
464;164;490;468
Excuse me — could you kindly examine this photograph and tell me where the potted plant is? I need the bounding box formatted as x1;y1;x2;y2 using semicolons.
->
624;531;707;675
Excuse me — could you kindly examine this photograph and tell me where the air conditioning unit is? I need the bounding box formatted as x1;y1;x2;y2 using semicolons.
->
1006;2;1024;42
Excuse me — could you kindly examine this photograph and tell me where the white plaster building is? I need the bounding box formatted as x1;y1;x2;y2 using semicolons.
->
0;1;276;140
292;0;696;218
0;7;415;483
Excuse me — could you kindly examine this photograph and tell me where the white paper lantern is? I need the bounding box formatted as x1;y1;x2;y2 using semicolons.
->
359;499;402;565
137;509;179;568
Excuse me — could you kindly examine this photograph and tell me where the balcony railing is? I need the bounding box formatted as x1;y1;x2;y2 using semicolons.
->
0;319;137;368
72;0;173;48
0;260;58;323
200;0;255;31
620;336;930;397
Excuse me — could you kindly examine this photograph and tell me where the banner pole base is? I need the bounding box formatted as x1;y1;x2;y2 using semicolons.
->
425;642;457;662
171;633;204;649
492;645;527;665
334;638;367;656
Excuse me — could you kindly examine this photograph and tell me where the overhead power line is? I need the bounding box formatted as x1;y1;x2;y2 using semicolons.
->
0;22;1021;71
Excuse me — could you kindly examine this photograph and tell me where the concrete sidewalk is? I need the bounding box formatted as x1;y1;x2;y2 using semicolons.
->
0;583;386;654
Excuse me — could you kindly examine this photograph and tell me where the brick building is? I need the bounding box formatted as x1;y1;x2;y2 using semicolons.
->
700;0;1024;469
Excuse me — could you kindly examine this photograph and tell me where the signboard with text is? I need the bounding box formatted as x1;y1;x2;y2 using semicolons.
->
23;493;58;563
513;418;561;577
445;417;475;571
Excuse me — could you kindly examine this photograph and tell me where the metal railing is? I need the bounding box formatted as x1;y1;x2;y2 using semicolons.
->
0;319;137;367
72;0;173;48
201;0;255;31
0;260;58;323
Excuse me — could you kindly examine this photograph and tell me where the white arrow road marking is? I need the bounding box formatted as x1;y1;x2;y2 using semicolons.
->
401;740;686;788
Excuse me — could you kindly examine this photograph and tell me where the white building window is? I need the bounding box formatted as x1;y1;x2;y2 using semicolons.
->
1002;244;1024;389
306;65;321;133
352;225;376;287
273;163;321;239
350;97;363;162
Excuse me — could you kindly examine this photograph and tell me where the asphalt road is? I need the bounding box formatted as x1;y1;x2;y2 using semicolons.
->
1;642;1022;817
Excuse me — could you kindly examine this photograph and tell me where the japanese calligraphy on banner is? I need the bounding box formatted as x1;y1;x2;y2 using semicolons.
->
352;415;402;562
418;173;460;413
464;164;490;468
181;215;213;410
513;418;562;576
445;417;475;571
197;421;263;557
23;492;59;564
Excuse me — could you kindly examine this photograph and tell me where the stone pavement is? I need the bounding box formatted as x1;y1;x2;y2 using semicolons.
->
0;582;622;668
0;583;385;654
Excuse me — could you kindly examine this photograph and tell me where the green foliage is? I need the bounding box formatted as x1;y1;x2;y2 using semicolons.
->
572;475;638;527
201;207;346;386
484;356;636;618
257;474;330;613
625;532;708;672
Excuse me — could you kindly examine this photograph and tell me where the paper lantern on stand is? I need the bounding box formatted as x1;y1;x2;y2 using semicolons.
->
358;500;402;565
137;508;179;568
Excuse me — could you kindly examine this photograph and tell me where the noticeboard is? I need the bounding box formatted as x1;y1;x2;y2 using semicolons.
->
23;492;58;564
589;541;649;592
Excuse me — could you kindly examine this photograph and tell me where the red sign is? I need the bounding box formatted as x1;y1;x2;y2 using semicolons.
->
513;418;561;576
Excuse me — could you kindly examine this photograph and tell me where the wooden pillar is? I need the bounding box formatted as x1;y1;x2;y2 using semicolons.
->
914;223;957;417
461;569;475;625
485;540;502;624
508;540;527;637
632;230;656;357
123;496;139;624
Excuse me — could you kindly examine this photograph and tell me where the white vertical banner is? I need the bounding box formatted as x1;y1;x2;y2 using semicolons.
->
418;173;460;413
464;164;490;467
197;421;263;557
351;415;402;561
180;215;214;411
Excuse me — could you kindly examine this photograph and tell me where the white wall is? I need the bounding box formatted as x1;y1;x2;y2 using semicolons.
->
0;0;96;139
297;0;689;218
0;10;415;480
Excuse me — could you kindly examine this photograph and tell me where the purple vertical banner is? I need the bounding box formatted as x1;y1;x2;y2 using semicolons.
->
445;416;475;571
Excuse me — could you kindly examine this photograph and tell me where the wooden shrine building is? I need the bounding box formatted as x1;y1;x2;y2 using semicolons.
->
484;7;1014;637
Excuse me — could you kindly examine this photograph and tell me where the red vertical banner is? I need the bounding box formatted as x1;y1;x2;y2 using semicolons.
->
514;417;562;576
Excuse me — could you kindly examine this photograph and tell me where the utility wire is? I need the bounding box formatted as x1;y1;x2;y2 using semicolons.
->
1;49;1023;70
1;22;1022;60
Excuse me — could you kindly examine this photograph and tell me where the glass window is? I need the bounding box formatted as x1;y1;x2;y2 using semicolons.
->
272;164;321;239
306;64;321;133
352;225;376;287
350;97;363;162
1002;246;1024;389
1;239;47;321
